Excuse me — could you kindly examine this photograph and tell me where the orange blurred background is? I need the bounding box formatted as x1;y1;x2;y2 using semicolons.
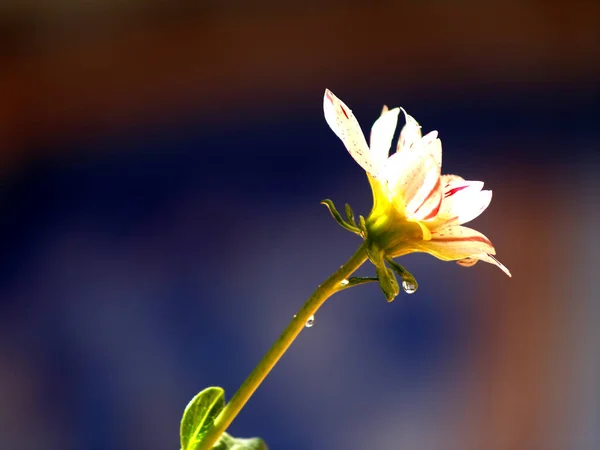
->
1;2;599;450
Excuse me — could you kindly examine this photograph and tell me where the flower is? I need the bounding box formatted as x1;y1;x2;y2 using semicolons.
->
323;89;511;277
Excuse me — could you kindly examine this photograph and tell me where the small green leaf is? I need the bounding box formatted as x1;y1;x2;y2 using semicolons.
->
180;388;268;450
213;432;268;450
358;215;368;238
344;203;356;226
180;387;226;450
321;199;361;236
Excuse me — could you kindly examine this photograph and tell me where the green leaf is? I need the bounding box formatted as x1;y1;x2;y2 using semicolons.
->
180;387;269;450
213;432;268;450
180;387;226;450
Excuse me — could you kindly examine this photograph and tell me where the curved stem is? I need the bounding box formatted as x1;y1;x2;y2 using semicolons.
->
198;242;369;450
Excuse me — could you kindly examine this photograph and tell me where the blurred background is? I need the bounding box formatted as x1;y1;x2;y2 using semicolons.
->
1;1;599;449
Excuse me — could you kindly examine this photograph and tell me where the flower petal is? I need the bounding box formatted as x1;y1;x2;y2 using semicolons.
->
475;253;512;277
419;225;496;261
442;174;483;197
456;257;479;267
383;151;440;218
421;132;442;167
404;152;441;221
435;186;492;227
370;107;400;173
408;167;442;221
397;108;422;154
323;89;374;175
441;174;465;189
455;190;492;224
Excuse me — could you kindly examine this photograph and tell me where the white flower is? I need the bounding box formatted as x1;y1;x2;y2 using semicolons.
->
323;89;510;277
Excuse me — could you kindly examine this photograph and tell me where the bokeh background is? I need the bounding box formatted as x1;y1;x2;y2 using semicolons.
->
1;1;599;450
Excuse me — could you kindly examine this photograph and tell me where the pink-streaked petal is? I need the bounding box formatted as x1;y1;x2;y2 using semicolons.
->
383;152;439;217
397;108;422;154
420;225;496;261
406;162;442;221
454;190;492;224
456;257;478;267
370;107;400;173
435;188;492;227
422;134;442;168
441;174;465;190
474;253;512;277
323;89;374;175
442;174;484;198
430;176;489;227
421;130;438;145
382;149;416;193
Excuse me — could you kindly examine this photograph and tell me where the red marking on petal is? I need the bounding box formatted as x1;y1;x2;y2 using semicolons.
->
422;202;442;220
444;185;470;198
325;90;333;103
413;177;442;219
340;105;349;119
457;257;478;267
432;235;492;245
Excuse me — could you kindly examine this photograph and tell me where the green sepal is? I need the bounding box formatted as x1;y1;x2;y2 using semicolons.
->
344;203;357;227
213;433;268;450
385;257;418;294
342;276;379;289
180;387;268;450
375;264;400;302
358;215;368;238
366;245;405;302
321;199;362;236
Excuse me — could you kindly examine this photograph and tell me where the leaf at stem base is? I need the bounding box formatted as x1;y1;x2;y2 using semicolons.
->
180;387;268;450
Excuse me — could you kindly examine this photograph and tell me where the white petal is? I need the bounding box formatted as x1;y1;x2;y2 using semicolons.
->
381;149;415;194
456;257;479;267
475;253;512;277
442;175;484;197
441;174;465;188
456;253;511;277
383;151;440;219
455;190;492;224
421;132;441;167
427;176;487;228
370;107;400;173
405;159;441;221
421;130;438;146
323;89;374;175
437;187;492;227
397;108;422;154
422;225;496;260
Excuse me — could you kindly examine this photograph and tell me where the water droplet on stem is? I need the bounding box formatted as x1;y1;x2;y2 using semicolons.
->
305;315;315;327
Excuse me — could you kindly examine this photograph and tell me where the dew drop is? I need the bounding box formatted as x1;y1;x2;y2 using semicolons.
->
305;315;315;327
402;280;417;294
340;279;349;286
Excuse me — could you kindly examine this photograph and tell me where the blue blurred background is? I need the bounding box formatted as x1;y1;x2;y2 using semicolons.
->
1;1;599;449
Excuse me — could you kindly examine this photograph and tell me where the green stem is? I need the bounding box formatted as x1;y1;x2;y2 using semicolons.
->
198;242;369;450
